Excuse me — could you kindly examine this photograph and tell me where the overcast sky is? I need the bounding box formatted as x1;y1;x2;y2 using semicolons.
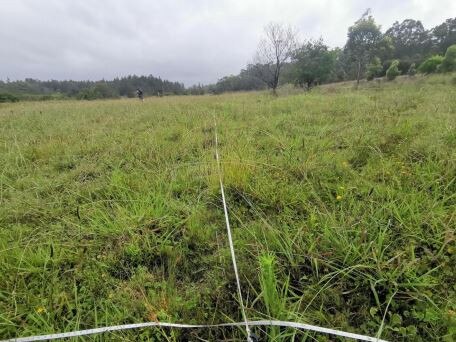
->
1;0;455;85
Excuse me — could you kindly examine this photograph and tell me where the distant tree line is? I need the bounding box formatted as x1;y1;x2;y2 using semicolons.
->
1;13;455;102
211;13;456;93
0;75;185;102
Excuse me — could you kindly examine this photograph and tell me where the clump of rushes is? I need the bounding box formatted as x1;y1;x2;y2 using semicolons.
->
259;254;285;339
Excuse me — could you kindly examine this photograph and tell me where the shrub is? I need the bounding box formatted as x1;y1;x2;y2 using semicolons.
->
0;93;19;103
386;60;400;81
440;44;456;72
77;83;119;100
366;57;383;81
418;55;444;74
398;60;413;75
408;63;417;76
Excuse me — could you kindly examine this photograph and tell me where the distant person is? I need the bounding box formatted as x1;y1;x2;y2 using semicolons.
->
136;88;144;102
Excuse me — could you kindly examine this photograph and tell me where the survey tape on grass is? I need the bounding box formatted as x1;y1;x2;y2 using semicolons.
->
3;320;388;342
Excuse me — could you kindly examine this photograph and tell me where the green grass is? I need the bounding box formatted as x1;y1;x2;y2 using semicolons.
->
1;73;455;341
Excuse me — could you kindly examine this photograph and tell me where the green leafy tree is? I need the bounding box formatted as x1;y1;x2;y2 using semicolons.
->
440;44;456;72
0;75;186;100
376;36;395;62
385;19;430;61
430;18;456;54
345;10;383;85
418;55;444;74
211;68;265;94
77;83;118;100
366;57;383;80
386;60;400;80
328;48;349;82
291;38;335;88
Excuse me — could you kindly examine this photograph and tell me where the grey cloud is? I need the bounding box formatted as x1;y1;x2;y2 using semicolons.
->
1;0;454;85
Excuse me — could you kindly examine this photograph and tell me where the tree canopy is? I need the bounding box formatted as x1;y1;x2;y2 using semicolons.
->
344;11;383;84
290;39;335;88
385;19;429;61
0;75;185;100
430;18;456;54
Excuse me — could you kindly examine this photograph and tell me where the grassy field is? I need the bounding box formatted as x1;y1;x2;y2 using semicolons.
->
1;74;455;341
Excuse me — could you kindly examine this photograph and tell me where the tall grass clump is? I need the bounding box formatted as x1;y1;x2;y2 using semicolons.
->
259;254;286;339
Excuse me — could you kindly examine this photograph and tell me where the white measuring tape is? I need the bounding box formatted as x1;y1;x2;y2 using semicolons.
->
2;320;388;342
213;115;253;341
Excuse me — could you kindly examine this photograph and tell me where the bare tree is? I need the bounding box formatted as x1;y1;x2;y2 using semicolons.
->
251;23;297;94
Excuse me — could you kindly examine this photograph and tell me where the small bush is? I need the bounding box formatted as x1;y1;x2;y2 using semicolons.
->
0;93;19;103
366;57;383;81
440;44;456;72
398;60;413;75
408;63;417;76
418;55;444;74
386;60;400;81
77;83;119;100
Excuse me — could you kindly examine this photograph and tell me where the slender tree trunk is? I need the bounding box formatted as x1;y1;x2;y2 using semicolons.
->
356;60;361;87
272;76;278;95
272;61;280;96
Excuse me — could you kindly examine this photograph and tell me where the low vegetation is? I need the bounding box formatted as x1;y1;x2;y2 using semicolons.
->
0;93;19;103
386;60;400;80
419;56;445;74
1;73;455;341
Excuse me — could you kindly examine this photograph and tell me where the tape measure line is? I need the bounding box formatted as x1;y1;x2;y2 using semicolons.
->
213;115;253;341
2;320;388;342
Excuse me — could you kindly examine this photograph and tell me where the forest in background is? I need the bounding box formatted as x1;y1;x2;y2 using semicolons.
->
1;13;455;101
